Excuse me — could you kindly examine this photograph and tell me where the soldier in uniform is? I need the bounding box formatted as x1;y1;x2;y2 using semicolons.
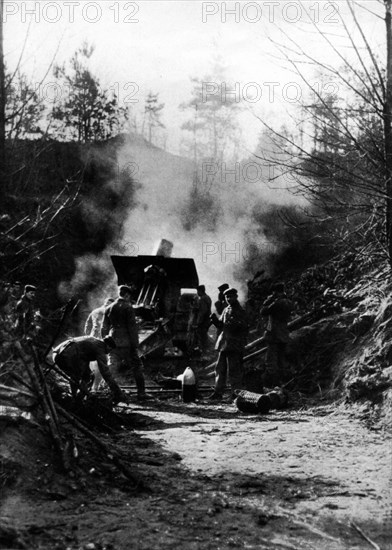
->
194;285;212;354
15;284;37;340
260;283;293;387
101;285;147;400
84;297;114;391
53;335;125;403
209;287;249;401
85;298;114;338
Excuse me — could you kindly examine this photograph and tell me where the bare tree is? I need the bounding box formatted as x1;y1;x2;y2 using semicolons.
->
142;91;165;145
384;0;392;261
256;0;392;263
0;0;5;176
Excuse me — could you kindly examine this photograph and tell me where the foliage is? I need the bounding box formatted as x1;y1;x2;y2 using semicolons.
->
51;42;128;142
5;68;45;140
180;58;242;164
143;91;165;145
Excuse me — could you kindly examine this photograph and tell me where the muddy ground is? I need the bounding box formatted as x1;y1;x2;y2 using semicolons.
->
0;393;391;550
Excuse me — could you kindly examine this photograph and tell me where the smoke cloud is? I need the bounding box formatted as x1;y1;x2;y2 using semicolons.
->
117;133;303;300
60;131;305;310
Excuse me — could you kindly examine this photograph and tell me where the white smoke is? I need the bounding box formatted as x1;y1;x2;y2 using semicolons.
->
117;133;302;301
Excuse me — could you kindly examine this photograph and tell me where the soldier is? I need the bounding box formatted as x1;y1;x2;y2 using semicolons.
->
11;281;23;300
15;284;37;340
194;285;212;355
101;285;147;400
260;283;293;387
84;297;114;391
53;335;125;403
85;298;114;338
209;287;249;401
214;283;229;315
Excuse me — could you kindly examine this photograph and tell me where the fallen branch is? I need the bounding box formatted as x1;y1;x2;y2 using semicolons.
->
0;384;36;399
55;403;145;491
30;345;61;432
351;522;381;550
19;352;68;471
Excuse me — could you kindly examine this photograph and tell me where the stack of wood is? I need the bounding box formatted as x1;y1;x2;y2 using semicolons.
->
2;343;144;489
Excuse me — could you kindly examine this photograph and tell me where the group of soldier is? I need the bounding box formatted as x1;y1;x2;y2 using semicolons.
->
53;285;146;404
190;282;293;402
0;277;294;406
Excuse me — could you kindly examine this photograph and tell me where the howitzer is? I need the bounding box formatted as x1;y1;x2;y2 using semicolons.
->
111;240;199;358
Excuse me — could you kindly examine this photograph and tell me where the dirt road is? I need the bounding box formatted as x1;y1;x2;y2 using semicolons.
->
2;400;391;550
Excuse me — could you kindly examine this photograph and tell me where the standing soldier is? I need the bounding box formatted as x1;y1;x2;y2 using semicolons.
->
84;297;114;391
85;298;114;338
101;285;147;401
15;285;37;340
194;285;212;355
209;287;248;401
261;283;293;387
213;283;229;345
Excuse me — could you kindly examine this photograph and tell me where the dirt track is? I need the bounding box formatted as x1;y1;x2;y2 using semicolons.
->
1;399;391;550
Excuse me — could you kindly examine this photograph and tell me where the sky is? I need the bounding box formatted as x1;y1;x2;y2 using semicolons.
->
3;0;386;155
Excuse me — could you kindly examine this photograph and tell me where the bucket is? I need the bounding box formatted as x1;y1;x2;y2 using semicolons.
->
235;390;271;414
182;367;196;403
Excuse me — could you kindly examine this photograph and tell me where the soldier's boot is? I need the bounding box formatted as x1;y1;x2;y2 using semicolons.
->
110;384;127;404
207;391;223;401
135;375;148;401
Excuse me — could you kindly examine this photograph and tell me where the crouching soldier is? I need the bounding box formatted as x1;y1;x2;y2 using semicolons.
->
52;335;126;403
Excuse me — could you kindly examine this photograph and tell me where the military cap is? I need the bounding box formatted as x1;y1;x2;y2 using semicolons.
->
218;283;229;292
223;287;238;297
24;285;37;293
118;285;133;296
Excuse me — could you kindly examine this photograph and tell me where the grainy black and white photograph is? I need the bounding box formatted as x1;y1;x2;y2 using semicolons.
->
0;1;391;548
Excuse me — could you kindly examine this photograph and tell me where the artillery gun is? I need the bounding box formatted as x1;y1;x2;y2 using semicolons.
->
111;240;199;358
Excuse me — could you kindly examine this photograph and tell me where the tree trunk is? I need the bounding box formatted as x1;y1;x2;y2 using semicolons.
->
384;0;392;264
0;0;5;180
